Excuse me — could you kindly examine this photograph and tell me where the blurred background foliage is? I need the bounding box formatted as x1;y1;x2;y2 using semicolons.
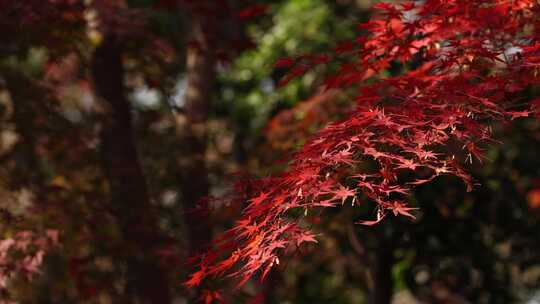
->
1;0;540;303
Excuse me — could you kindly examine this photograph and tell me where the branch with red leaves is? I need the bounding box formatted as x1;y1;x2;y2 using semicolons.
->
187;0;540;293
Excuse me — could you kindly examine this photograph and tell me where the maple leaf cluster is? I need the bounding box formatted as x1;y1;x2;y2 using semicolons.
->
0;230;59;295
187;0;540;290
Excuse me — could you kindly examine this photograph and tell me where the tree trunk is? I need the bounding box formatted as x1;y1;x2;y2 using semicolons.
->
91;34;171;304
370;240;394;304
2;69;45;188
181;13;216;254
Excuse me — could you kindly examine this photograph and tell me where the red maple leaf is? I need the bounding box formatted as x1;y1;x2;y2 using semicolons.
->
295;232;318;247
388;201;418;219
185;268;206;287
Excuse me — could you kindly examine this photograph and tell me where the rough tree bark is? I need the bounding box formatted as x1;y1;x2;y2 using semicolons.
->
91;34;171;304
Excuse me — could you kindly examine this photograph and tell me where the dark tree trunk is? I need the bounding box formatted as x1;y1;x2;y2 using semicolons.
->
181;13;216;254
2;70;45;188
91;34;171;304
370;240;394;304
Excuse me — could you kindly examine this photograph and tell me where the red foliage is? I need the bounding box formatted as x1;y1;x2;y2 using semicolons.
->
0;230;59;292
187;0;540;291
237;4;269;20
264;90;350;155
